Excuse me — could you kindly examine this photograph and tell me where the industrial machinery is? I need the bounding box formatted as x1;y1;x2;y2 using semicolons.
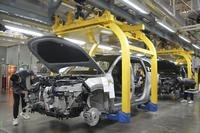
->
51;11;158;118
26;36;152;126
158;59;183;99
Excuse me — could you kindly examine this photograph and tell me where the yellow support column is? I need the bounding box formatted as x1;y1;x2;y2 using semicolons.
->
178;52;192;79
176;52;192;78
128;30;158;111
88;33;99;56
140;32;158;107
195;71;199;89
185;55;192;78
89;43;98;56
108;23;131;115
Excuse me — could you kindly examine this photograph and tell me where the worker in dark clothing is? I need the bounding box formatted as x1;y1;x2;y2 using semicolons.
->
180;77;196;104
10;69;34;126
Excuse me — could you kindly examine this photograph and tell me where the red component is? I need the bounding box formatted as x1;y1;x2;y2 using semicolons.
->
2;75;6;92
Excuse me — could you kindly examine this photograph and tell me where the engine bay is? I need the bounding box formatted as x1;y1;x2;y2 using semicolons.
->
28;76;91;119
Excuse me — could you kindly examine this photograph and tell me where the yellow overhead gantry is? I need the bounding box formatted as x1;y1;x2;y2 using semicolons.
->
52;11;158;122
157;49;193;78
157;49;199;89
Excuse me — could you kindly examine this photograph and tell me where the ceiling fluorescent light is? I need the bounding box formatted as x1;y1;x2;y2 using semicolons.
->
98;45;113;51
193;44;200;49
64;38;86;45
100;30;113;35
178;35;191;43
5;25;43;36
157;21;175;33
123;0;149;14
136;53;144;57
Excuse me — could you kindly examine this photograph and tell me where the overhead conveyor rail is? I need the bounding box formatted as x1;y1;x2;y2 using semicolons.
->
52;11;158;122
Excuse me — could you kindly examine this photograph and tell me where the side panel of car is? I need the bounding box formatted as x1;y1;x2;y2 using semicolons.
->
108;56;151;105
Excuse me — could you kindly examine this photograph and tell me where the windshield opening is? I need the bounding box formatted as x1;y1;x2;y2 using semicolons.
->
59;55;118;75
93;55;118;72
59;66;99;75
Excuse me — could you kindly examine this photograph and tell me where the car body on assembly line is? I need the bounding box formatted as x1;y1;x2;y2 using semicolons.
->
157;59;196;99
26;36;152;126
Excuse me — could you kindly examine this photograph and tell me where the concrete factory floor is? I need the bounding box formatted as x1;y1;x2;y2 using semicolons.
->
0;92;200;133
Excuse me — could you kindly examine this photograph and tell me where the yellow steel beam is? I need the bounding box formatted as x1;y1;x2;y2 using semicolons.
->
89;43;98;56
119;24;145;32
125;32;143;42
181;53;192;78
108;23;131;113
55;25;103;36
195;71;199;90
129;45;154;56
175;58;187;64
66;11;74;25
157;49;194;55
129;30;158;104
52;11;115;34
87;32;99;56
138;31;158;104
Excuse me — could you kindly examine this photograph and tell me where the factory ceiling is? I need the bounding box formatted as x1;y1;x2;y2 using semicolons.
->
0;0;200;56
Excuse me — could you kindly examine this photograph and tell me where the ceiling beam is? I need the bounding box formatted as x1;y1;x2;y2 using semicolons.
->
0;41;19;47
0;3;51;24
0;12;50;30
86;0;200;56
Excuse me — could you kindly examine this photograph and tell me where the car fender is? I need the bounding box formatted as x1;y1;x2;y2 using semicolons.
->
85;74;115;98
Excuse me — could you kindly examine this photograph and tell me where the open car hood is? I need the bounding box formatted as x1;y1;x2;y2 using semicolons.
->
158;60;179;75
27;36;104;74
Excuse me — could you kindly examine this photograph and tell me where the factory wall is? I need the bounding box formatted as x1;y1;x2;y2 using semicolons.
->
6;45;18;65
0;44;38;92
6;44;38;70
0;47;7;90
0;47;6;64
